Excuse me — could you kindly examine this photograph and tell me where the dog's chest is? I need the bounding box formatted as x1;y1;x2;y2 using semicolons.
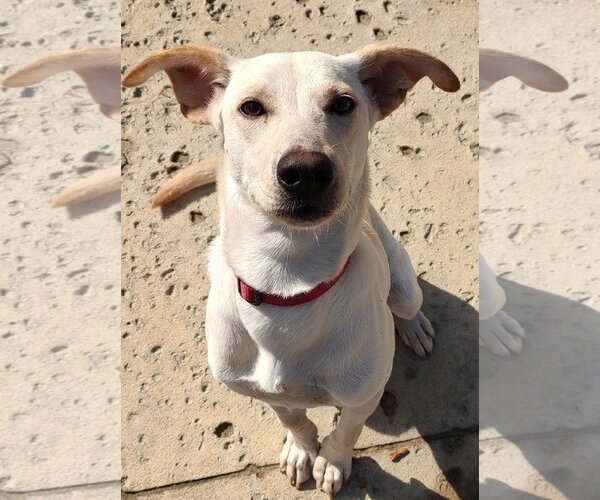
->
225;347;335;408
206;234;394;408
228;307;348;407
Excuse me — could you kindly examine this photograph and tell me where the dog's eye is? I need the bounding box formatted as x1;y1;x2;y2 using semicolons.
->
330;95;356;115
240;100;266;117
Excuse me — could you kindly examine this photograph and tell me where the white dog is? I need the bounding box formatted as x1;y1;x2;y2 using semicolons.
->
479;49;568;356
124;44;459;494
2;47;120;207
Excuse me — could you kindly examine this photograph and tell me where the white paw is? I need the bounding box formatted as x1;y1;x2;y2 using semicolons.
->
312;436;352;495
395;310;435;357
279;430;318;489
480;310;526;357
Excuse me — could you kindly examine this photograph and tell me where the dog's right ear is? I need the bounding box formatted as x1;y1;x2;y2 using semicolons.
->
122;46;231;125
480;49;568;92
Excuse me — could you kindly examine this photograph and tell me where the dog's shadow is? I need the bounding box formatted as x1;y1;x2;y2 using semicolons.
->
350;278;479;499
479;278;600;499
301;456;446;499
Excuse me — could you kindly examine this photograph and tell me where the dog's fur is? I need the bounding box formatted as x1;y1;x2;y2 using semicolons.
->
2;47;121;207
150;157;218;207
124;44;459;494
479;49;567;356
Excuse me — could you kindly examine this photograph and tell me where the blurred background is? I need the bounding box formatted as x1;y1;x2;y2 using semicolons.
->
0;1;120;498
479;0;600;498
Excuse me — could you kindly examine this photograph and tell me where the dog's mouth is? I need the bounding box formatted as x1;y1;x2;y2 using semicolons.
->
274;200;335;225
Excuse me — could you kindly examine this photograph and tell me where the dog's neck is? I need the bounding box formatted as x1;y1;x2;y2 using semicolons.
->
218;165;369;297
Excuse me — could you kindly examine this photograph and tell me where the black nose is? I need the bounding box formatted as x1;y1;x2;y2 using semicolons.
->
276;151;334;198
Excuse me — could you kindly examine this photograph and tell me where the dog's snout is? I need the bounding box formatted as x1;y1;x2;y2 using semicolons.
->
276;151;334;198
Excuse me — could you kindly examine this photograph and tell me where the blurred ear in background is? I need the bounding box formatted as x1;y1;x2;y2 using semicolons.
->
479;48;568;92
2;46;121;208
3;46;121;121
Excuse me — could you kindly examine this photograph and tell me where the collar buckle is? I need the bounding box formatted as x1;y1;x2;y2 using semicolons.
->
237;277;264;306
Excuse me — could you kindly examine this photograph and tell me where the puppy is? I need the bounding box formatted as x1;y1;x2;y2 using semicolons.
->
479;49;568;356
2;47;121;207
123;44;459;494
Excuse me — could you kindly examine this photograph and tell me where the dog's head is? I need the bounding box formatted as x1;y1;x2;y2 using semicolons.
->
123;45;459;227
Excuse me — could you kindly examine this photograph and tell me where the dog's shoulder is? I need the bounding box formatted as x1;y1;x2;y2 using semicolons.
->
361;212;387;264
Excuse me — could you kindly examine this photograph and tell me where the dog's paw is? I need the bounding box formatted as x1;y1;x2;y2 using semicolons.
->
279;430;318;489
395;310;435;357
479;310;526;357
313;436;352;495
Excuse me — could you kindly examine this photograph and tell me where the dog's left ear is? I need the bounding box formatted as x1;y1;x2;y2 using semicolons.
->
2;47;121;121
353;44;460;121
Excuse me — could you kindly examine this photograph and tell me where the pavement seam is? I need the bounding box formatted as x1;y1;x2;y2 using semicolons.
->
122;426;478;496
0;480;121;496
479;424;600;445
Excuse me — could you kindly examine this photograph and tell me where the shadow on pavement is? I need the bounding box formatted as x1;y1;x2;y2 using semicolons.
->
480;278;600;499
362;278;479;499
344;456;446;499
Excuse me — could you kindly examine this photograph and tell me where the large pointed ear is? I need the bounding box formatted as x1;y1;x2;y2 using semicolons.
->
353;44;460;121
479;49;568;92
122;45;231;125
2;47;121;121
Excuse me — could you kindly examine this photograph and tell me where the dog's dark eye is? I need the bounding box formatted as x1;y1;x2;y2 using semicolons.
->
330;95;356;115
240;100;266;117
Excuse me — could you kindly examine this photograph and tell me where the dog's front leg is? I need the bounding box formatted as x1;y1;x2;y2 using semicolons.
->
313;391;382;495
369;204;435;356
270;405;319;489
479;254;526;356
369;204;423;319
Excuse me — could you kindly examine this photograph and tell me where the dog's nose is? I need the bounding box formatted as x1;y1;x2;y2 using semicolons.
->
276;151;334;198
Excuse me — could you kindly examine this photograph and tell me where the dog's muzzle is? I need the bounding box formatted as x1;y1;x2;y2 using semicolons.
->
275;150;337;222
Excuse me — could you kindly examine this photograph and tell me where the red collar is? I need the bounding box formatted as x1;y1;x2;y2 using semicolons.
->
236;255;352;306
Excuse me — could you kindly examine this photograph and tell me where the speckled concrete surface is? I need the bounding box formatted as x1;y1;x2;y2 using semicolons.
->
121;0;478;497
479;0;600;497
0;0;120;495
